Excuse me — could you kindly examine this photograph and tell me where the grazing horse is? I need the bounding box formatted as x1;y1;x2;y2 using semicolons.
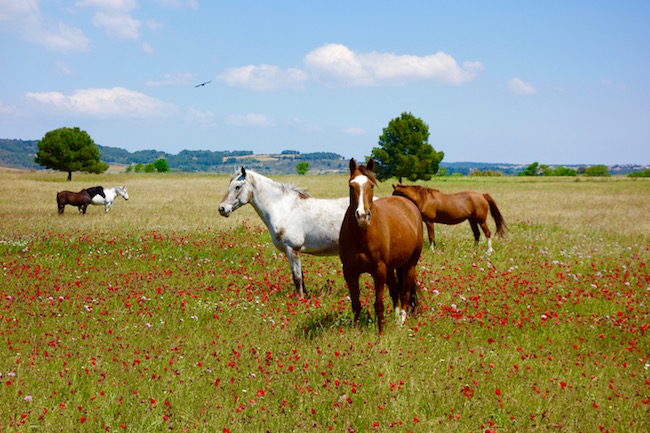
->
392;181;506;253
91;186;129;213
218;167;349;298
57;186;105;215
339;158;423;334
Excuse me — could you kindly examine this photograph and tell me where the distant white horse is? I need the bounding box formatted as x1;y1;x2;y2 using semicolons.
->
91;186;129;213
218;167;348;298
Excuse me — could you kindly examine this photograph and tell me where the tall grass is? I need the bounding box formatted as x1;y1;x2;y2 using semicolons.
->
0;171;648;432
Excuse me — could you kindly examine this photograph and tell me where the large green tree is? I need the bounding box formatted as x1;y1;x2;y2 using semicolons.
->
370;112;444;181
34;127;108;181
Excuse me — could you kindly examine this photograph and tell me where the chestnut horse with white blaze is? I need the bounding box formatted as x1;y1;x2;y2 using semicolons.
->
339;158;423;334
392;181;506;253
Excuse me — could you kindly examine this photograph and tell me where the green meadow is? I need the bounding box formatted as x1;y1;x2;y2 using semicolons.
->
0;171;648;432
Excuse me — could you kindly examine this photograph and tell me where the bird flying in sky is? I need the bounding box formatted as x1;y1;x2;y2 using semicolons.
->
194;80;211;88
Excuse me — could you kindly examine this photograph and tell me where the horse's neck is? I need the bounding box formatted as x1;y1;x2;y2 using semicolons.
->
248;173;292;227
103;188;116;200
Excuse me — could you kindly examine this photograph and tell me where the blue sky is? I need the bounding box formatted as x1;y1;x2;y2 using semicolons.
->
1;1;648;164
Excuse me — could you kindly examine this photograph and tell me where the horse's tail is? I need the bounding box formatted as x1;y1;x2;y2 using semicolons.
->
397;268;419;313
409;282;418;313
484;194;506;237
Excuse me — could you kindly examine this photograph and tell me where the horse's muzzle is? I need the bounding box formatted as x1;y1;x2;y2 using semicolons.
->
355;210;371;227
218;205;231;217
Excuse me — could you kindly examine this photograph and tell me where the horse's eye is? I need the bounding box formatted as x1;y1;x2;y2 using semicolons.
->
235;185;241;191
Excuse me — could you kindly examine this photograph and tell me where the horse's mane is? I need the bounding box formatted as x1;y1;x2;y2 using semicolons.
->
398;184;440;200
85;186;105;198
236;167;311;199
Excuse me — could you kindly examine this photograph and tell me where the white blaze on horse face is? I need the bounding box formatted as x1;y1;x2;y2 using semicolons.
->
351;175;372;227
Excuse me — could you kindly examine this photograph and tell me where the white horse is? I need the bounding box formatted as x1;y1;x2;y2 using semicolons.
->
218;167;348;298
91;186;129;213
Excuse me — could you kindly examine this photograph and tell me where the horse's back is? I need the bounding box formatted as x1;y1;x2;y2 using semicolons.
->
424;190;486;222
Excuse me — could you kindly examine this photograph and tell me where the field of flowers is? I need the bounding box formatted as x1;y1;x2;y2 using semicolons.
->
0;171;648;432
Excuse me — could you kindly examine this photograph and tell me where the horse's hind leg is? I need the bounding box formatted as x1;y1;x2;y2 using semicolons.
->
387;269;400;322
371;267;387;334
479;220;493;253
398;264;418;324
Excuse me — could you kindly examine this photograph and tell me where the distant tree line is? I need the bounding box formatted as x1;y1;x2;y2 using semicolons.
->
518;161;612;177
2;137;647;176
627;169;650;178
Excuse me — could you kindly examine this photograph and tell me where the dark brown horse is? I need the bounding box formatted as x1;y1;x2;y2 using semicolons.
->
339;158;423;334
57;186;105;214
392;181;506;253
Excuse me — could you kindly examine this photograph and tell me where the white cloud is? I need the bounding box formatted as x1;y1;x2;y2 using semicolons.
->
305;44;483;86
508;78;536;95
155;0;199;9
184;108;217;128
76;0;142;40
75;0;137;11
0;1;90;52
56;61;74;75
0;99;18;114
226;113;272;127
141;42;154;55
218;65;308;91
601;79;626;91
26;87;178;118
92;11;140;39
0;0;39;20
219;43;483;90
344;127;365;136
146;72;196;87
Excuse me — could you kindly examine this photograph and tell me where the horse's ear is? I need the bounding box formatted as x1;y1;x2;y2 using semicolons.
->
241;166;246;177
349;158;357;174
366;157;375;172
398;176;403;184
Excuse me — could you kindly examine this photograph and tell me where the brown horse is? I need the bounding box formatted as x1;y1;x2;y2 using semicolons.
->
392;181;506;253
339;158;423;334
57;186;105;215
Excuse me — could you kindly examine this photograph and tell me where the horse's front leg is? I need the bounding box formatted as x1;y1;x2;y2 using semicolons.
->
425;221;435;250
469;221;480;246
284;246;307;298
342;265;361;324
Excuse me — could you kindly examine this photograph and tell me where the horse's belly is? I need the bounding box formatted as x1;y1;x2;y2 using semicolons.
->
435;212;467;224
90;195;105;205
